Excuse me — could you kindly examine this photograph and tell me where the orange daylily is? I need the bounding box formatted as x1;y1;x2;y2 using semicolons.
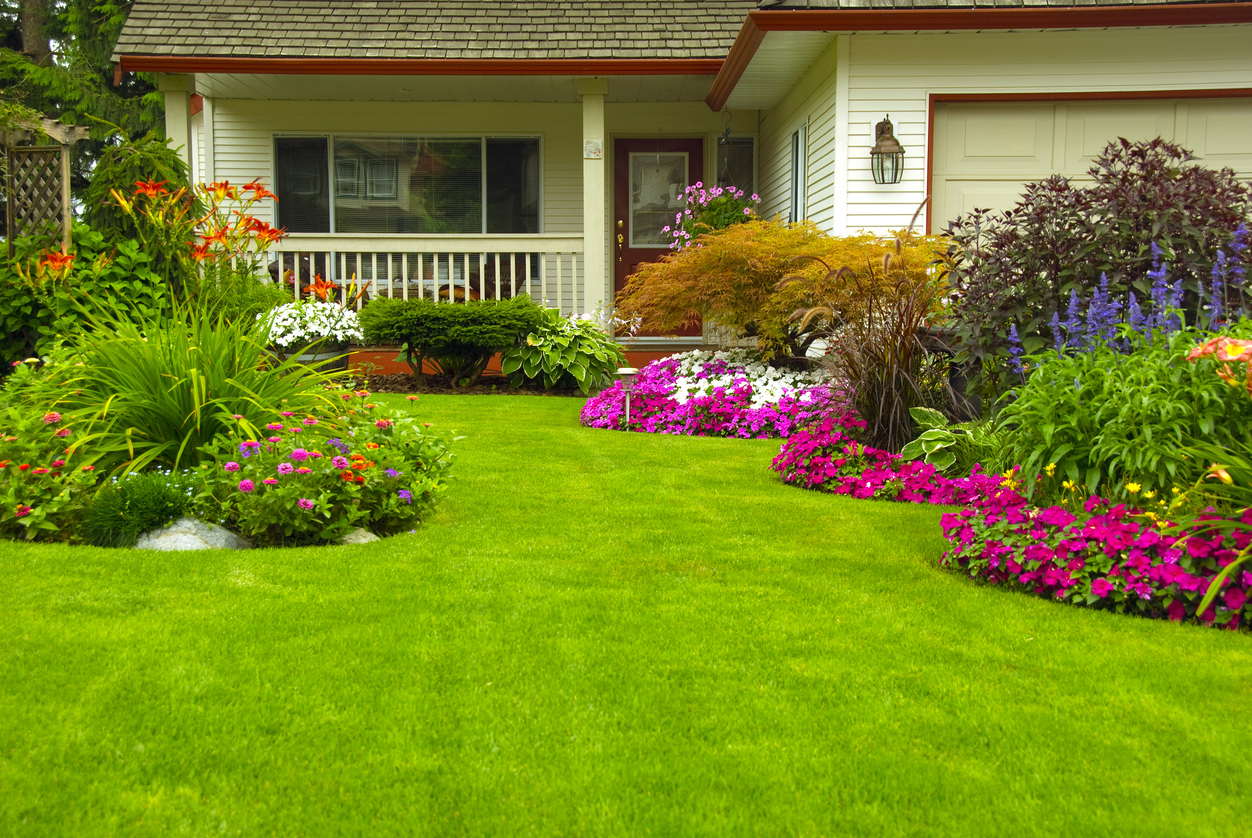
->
206;180;238;201
306;274;338;301
190;242;215;262
40;251;75;272
201;227;229;247
247;218;286;246
244;179;278;201
134;179;169;198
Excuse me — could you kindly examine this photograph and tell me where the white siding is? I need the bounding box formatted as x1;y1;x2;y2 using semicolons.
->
758;37;841;229
842;25;1252;234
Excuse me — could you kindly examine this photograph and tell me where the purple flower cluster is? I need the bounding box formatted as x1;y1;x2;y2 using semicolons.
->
580;355;838;439
941;493;1252;629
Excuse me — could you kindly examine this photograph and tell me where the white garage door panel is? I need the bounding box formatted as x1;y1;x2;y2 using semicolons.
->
1063;102;1177;172
931;97;1252;232
1186;100;1252;170
939;180;1035;227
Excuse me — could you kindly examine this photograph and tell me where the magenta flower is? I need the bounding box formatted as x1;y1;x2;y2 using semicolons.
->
54;428;71;438
267;436;281;443
266;423;283;431
15;504;31;517
277;462;294;475
303;417;319;426
296;467;312;474
332;456;349;469
290;448;310;461
224;461;241;472
238;479;255;493
1225;587;1248;611
297;498;315;510
42;412;61;424
280;411;295;417
262;478;278;485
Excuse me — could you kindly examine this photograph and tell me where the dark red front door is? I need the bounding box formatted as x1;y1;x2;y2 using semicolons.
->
613;138;704;336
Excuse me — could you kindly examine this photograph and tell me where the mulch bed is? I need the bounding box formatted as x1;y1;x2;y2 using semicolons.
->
360;372;588;398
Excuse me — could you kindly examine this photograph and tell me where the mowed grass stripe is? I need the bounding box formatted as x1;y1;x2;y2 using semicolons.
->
0;394;1247;836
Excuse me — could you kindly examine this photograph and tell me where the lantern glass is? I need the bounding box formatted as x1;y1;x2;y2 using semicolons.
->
871;151;904;185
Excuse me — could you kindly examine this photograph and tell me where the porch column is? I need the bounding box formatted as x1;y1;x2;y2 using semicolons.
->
158;74;194;169
578;78;609;317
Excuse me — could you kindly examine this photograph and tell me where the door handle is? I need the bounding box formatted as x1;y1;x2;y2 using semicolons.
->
616;231;624;262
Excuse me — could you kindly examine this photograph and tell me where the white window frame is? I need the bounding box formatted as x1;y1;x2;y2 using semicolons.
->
790;126;807;223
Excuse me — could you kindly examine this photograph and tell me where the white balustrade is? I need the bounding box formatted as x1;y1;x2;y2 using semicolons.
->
268;234;586;315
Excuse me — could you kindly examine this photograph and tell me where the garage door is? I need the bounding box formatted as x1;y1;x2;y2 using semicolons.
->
931;98;1252;233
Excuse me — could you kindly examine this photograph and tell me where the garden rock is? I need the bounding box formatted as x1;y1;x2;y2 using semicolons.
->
340;527;380;545
135;517;253;551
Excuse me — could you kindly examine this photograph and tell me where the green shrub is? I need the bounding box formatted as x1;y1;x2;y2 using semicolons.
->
79;470;191;548
943;138;1252;401
81;130;197;238
358;296;545;387
500;308;626;394
898;407;1009;476
998;321;1252;502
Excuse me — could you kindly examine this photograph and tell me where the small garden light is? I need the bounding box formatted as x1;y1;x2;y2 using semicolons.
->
616;367;639;428
870;115;905;185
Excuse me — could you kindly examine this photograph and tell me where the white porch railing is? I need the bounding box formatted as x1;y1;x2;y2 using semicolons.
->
268;234;586;314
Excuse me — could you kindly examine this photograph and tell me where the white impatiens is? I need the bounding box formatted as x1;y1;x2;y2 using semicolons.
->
262;300;364;349
668;349;827;409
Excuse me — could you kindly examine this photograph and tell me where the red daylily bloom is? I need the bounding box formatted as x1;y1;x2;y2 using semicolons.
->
40;251;75;272
134;179;169;198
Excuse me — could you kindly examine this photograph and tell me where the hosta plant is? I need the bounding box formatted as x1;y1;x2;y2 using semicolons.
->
500;307;627;394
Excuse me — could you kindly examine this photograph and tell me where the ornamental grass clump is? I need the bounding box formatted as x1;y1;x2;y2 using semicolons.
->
580;350;838;438
78;470;192;548
192;391;454;546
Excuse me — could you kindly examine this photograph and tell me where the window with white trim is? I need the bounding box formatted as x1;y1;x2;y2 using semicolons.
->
274;135;541;235
789;127;806;223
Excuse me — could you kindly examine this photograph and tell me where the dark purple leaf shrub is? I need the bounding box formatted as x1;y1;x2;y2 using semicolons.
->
944;138;1252;399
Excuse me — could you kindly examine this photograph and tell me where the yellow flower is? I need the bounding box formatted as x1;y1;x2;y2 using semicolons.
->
1062;480;1076;491
1044;463;1057;477
1126;482;1141;494
1142;490;1156;499
1172;486;1181;494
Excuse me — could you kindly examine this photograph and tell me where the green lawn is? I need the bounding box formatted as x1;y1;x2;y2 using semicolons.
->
2;395;1248;836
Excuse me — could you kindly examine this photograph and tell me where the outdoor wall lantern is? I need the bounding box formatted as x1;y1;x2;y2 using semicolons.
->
616;367;639;428
870;115;905;185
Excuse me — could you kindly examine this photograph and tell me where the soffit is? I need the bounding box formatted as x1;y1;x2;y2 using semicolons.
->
195;73;717;103
723;32;834;110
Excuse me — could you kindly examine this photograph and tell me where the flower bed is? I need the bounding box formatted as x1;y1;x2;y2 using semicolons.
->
941;494;1252;629
579;350;838;438
771;413;1006;504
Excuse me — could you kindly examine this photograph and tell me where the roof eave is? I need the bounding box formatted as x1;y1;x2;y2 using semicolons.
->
706;3;1252;111
116;56;725;77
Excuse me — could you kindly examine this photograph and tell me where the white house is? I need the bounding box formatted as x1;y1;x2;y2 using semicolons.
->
113;0;1252;345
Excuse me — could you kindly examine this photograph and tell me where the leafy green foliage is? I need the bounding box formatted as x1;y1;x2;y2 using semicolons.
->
500;308;626;394
80;130;196;238
0;221;171;369
998;321;1252;502
943;138;1252;401
0;400;98;542
898;406;1008;476
78;470;190;548
358;296;545;388
44;301;343;475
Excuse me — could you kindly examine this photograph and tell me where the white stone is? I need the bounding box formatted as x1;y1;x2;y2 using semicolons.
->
135;517;253;552
340;527;380;545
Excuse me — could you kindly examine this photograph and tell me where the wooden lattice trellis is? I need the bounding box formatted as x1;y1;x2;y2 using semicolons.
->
2;118;89;257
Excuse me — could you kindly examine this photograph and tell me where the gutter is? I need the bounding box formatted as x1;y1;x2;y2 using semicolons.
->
706;3;1252;110
114;56;725;79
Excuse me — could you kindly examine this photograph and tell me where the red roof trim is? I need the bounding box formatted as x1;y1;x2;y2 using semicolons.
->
707;3;1252;110
116;56;724;77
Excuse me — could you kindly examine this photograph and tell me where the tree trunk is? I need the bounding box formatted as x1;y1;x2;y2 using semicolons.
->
18;0;53;67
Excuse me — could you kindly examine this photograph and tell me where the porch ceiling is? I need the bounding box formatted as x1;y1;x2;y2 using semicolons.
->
194;72;717;103
722;32;835;111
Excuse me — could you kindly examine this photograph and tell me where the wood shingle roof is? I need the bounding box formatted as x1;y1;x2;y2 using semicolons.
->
113;1;759;61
